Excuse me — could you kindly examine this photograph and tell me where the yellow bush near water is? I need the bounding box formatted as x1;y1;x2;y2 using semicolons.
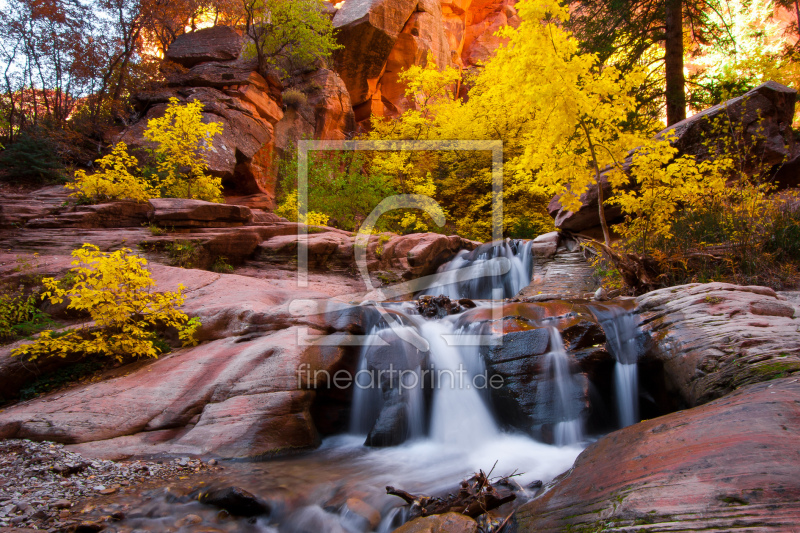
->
70;99;223;204
12;244;200;362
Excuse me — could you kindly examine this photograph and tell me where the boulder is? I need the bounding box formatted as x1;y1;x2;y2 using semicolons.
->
480;322;591;438
122;85;280;201
148;198;253;227
164;26;244;67
515;378;800;532
193;486;270;517
551;81;798;233
254;230;478;283
364;395;411;447
372;233;480;280
635;282;800;406
122;30;287;204
393;512;479;533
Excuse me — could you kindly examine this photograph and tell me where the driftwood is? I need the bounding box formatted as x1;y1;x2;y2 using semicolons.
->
386;468;517;520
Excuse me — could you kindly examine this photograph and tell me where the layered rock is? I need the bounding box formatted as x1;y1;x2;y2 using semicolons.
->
275;69;355;150
123;27;353;209
0;263;351;459
515;378;800;531
334;0;519;124
165;25;244;67
550;81;798;234
471;301;628;440
635;282;800;407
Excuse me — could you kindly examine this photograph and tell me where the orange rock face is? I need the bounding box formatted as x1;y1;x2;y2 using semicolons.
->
335;0;519;126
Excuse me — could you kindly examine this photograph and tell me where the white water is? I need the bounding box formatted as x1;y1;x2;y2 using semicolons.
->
423;319;499;445
420;239;534;300
590;305;641;428
544;327;585;446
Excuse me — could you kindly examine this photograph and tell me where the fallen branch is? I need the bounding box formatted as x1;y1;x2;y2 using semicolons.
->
386;468;516;520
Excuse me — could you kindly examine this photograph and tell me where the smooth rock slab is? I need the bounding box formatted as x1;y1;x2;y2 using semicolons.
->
515;378;800;532
636;282;800;406
148;198;253;227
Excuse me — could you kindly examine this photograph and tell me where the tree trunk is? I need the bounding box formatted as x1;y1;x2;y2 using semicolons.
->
665;0;685;125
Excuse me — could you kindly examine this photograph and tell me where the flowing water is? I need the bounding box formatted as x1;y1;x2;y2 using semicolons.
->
109;239;646;533
589;304;642;428
419;240;534;300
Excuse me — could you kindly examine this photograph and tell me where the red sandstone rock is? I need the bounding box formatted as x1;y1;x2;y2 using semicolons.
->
0;325;345;459
635;282;800;406
148;198;253;227
164;26;244;67
515;378;800;532
394;512;479;533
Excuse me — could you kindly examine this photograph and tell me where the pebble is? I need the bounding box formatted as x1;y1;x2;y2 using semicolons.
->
0;439;215;530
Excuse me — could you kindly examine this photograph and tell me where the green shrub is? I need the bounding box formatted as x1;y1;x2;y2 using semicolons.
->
0;131;66;184
282;89;308;109
211;256;234;273
165;239;202;268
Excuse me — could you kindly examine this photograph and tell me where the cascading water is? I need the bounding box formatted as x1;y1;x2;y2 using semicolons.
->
543;327;585;446
589;305;642;428
422;319;499;445
419;239;534;300
114;239;650;533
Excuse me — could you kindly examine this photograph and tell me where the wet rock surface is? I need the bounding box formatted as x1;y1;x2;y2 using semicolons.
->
416;295;468;318
0;439;215;530
393;511;479;532
635;282;800;406
191;485;269;517
515;377;800;532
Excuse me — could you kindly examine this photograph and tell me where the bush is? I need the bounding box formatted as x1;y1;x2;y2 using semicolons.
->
69;142;155;202
12;244;200;362
165;239;202;269
0;131;66;184
0;292;50;342
211;256;234;273
144;98;224;202
68;99;224;204
282;89;308;109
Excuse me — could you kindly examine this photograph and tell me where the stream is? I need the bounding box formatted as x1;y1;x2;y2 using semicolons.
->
108;240;644;533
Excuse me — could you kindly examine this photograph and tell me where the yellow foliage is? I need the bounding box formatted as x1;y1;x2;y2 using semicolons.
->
12;244;200;362
68;100;225;204
144;98;224;203
68;142;155;202
0;293;39;340
275;189;330;226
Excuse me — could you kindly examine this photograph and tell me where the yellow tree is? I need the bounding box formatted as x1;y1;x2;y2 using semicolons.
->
456;0;727;247
13;244;199;362
144;98;224;202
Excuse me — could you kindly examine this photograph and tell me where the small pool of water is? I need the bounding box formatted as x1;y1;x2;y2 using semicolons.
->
108;434;583;533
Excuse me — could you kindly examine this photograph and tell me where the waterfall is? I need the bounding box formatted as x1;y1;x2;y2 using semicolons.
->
420;239;534;300
350;325;386;435
589;305;641;428
543;327;584;446
423;320;499;445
